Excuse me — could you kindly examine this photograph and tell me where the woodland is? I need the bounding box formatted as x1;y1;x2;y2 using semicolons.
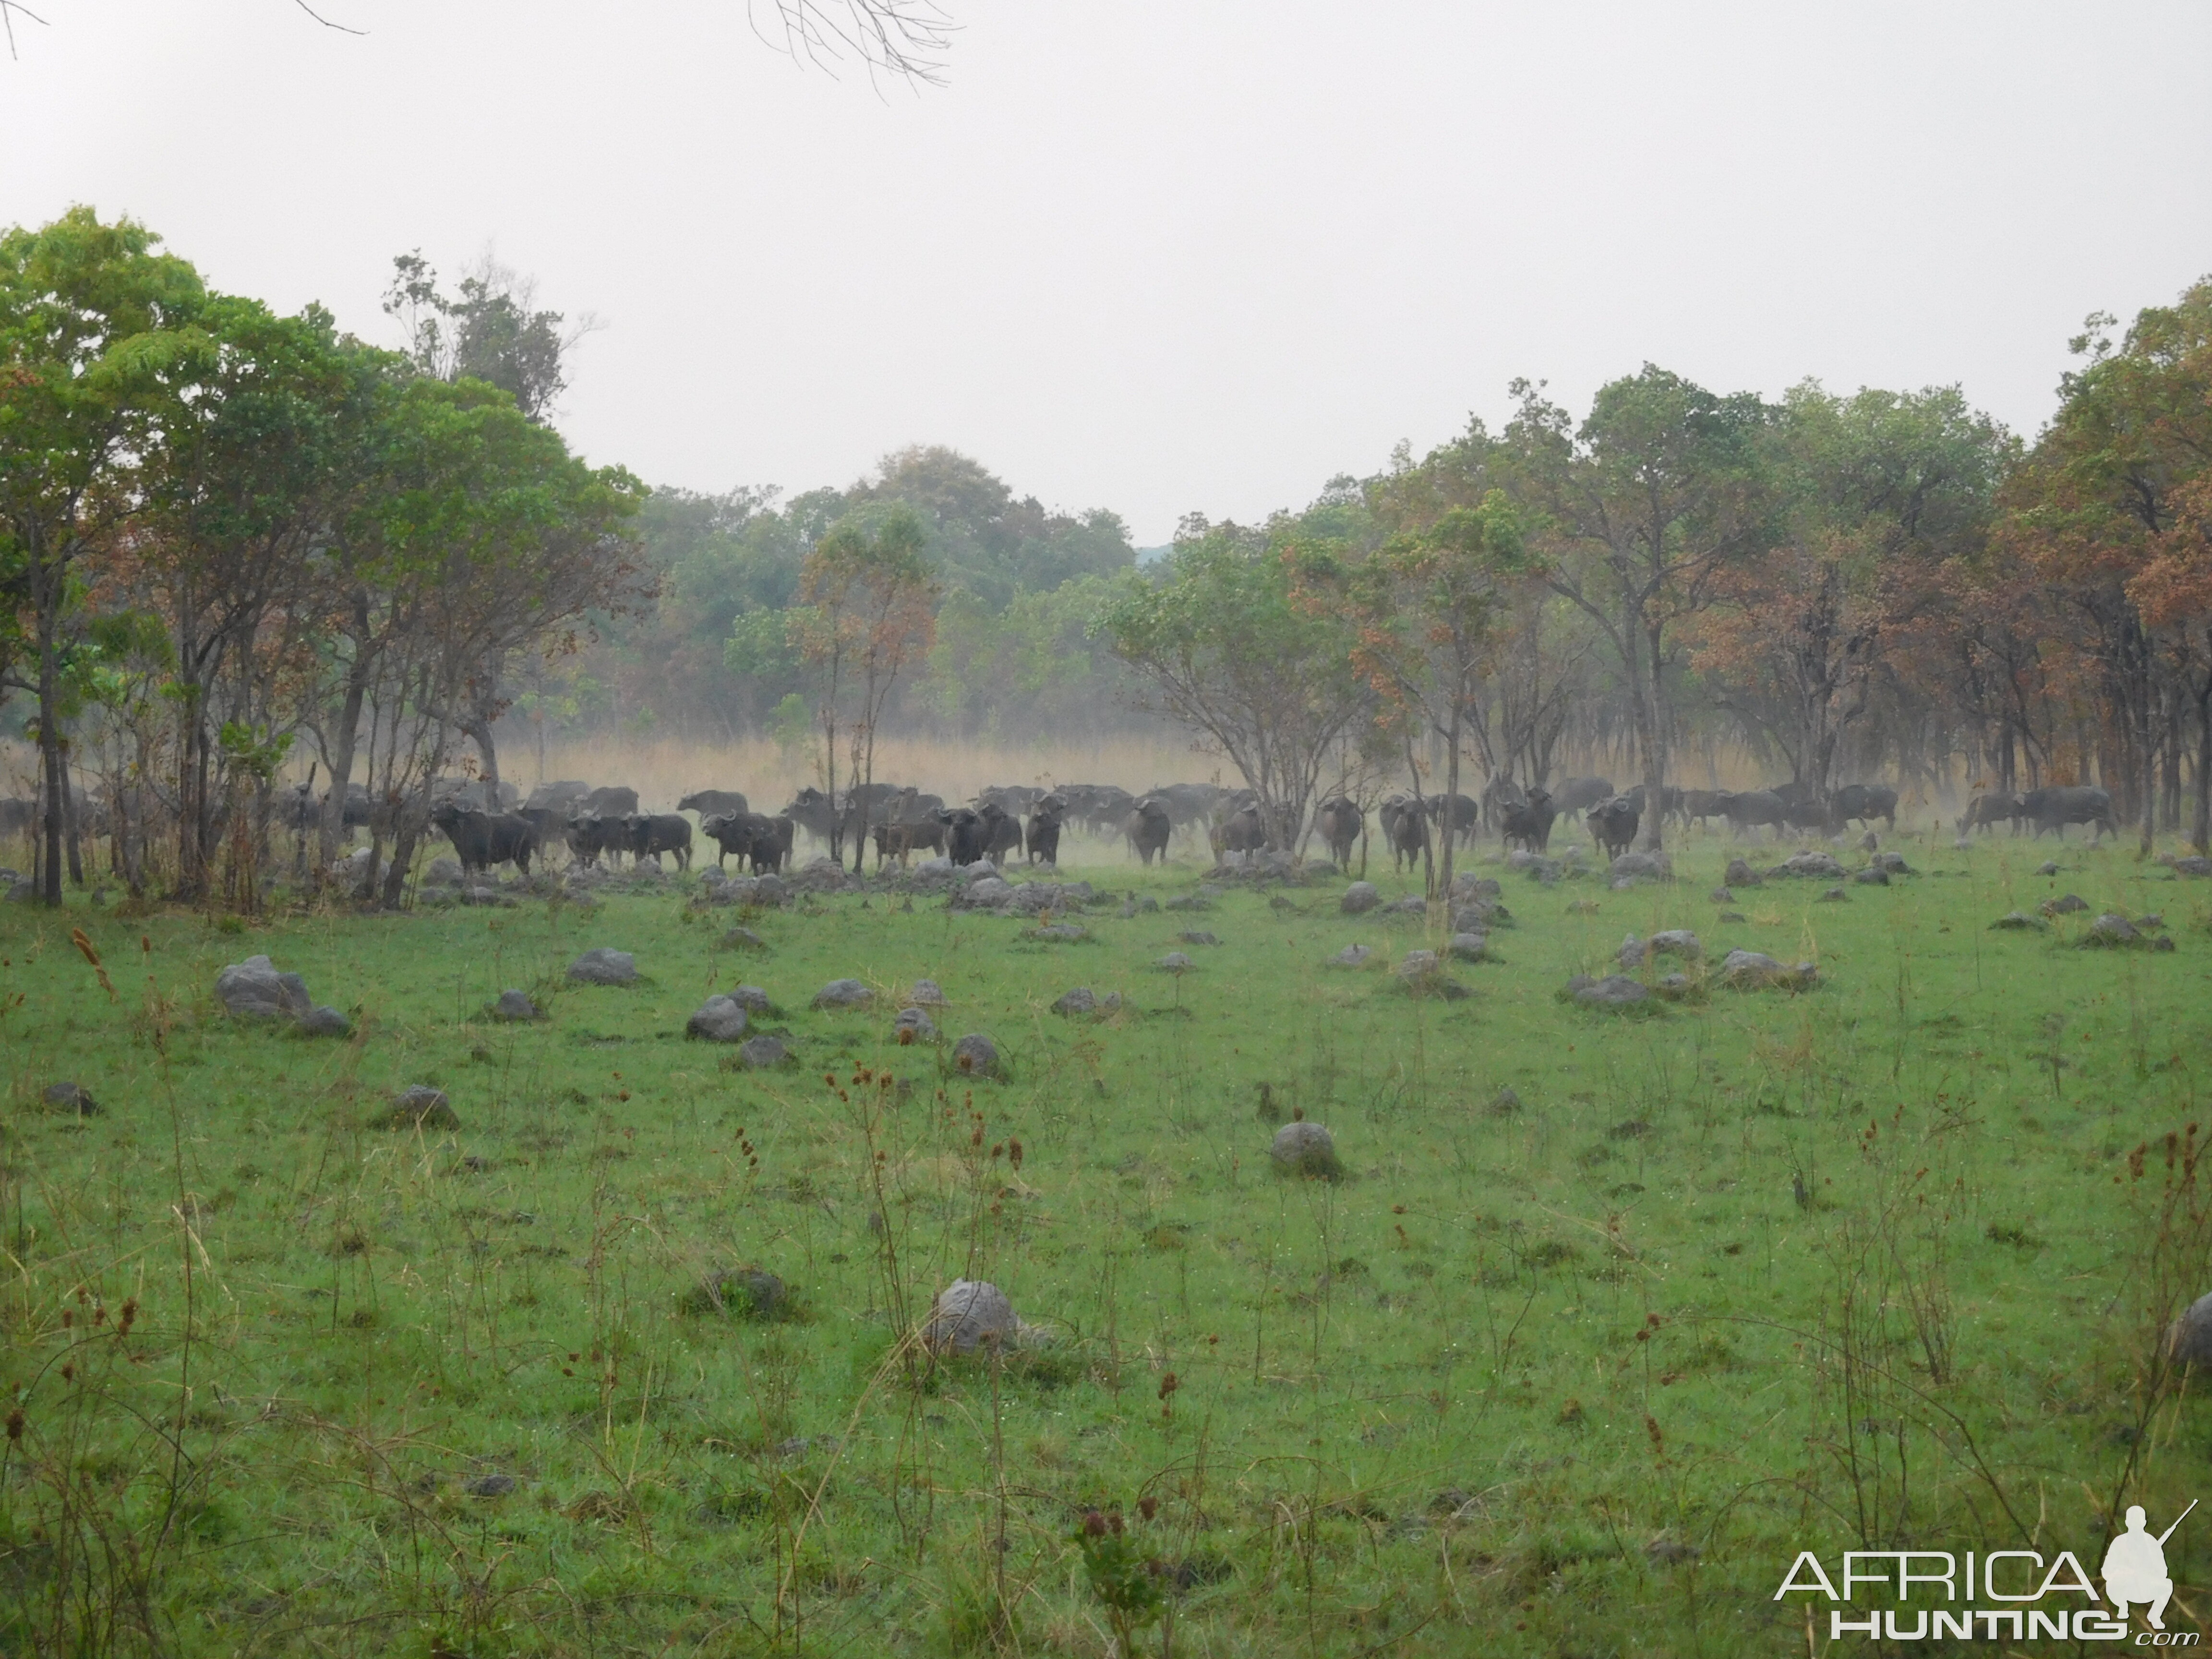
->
5;210;2212;905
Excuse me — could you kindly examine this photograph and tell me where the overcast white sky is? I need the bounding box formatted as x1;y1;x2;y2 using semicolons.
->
6;1;2210;543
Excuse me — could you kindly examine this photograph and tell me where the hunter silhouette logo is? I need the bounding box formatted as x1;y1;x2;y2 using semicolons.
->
2105;1502;2194;1631
1776;1500;2202;1643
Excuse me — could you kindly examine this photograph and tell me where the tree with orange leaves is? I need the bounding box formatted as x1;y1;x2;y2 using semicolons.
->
1996;279;2212;850
1690;383;2011;796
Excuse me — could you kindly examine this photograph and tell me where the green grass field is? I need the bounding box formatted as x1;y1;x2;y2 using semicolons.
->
3;825;2209;1657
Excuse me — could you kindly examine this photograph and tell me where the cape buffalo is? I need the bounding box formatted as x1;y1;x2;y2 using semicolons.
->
1587;795;1640;858
1123;798;1173;865
1829;783;1898;831
625;812;694;871
978;784;1045;817
978;802;1023;863
1957;792;2022;836
2021;785;2116;841
1553;777;1614;813
582;785;639;817
564;812;623;867
526;781;593;813
1723;790;1789;838
937;806;982;866
1060;784;1136;837
1212;803;1268;864
431;803;539;877
1315;796;1363;866
1499;788;1557;853
701;812;754;870
677;789;749;818
702;811;791;873
1025;794;1067;866
1424;793;1479;847
1378;794;1429;872
872;815;946;866
1682;789;1729;830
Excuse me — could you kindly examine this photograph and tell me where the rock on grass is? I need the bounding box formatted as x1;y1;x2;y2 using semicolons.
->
567;949;637;986
681;1268;789;1319
924;1279;1017;1355
686;996;750;1042
950;1033;1000;1077
2080;913;2148;948
43;1082;100;1116
1568;974;1650;1010
1271;1120;1341;1178
2169;1291;2212;1366
1719;950;1818;989
381;1086;458;1130
216;955;312;1019
491;988;542;1022
812;979;873;1009
735;1035;794;1070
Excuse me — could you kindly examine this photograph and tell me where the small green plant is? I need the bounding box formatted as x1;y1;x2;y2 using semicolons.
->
1070;1501;1166;1657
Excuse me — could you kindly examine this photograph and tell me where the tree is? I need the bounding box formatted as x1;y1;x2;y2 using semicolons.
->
130;297;379;898
848;445;1136;608
383;251;591;425
2000;281;2212;850
792;505;937;870
1346;491;1529;895
0;208;203;904
1504;368;1774;849
1691;384;2011;793
1102;521;1369;854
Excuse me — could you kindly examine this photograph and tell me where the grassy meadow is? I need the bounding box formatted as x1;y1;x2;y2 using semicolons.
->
2;818;2210;1657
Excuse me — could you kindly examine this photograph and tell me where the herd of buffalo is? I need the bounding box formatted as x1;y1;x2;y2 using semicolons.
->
224;769;2126;883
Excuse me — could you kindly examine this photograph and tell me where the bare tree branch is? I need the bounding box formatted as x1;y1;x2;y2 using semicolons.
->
290;0;364;35
753;0;957;87
1;0;50;62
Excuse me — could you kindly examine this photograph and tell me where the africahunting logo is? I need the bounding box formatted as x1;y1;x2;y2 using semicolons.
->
1776;1501;2198;1645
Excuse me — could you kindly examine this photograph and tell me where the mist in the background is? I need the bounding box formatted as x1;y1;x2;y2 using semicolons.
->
5;1;2208;541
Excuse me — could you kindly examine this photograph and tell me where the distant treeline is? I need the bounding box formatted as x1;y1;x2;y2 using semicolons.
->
585;445;1155;750
5;204;2211;907
584;276;2212;867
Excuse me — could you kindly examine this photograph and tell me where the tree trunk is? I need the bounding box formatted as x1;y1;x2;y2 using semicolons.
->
321;676;369;875
1404;735;1433;897
1438;701;1462;902
2195;678;2212;856
851;711;876;876
382;809;422;909
2164;703;2184;830
60;754;84;887
36;616;65;906
1638;615;1667;853
468;717;500;791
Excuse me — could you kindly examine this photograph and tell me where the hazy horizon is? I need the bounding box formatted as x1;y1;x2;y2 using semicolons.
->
6;0;2210;541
